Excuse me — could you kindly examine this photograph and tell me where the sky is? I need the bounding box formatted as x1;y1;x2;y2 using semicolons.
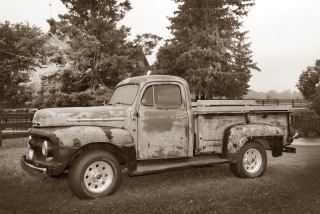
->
1;0;320;93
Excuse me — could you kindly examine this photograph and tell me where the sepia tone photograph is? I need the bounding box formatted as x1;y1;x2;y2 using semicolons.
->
1;0;320;213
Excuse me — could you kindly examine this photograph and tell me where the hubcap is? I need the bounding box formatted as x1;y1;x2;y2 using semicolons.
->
243;148;262;174
84;161;113;193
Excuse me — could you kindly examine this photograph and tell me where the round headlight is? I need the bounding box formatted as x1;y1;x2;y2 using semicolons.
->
42;140;48;157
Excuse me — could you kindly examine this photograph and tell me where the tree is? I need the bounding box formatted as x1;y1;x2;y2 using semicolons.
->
296;59;320;99
155;0;260;99
0;21;49;107
266;90;277;100
50;0;161;93
296;59;320;114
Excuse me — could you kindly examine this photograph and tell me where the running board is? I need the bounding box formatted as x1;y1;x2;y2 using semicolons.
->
131;155;230;176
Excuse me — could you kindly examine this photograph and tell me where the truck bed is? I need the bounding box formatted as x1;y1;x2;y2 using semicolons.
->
191;100;292;155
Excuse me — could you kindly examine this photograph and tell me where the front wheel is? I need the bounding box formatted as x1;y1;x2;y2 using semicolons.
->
230;141;267;178
68;150;122;199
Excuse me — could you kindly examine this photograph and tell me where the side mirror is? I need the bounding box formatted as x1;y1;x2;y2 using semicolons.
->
140;99;153;106
141;99;146;105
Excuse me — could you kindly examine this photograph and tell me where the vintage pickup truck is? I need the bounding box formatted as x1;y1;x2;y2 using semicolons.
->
21;75;297;199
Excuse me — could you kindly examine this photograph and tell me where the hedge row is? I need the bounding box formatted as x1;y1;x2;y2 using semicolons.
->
292;110;320;138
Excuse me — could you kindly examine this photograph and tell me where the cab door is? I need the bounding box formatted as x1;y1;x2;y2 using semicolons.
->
137;83;189;160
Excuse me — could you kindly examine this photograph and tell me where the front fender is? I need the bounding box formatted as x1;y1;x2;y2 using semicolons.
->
223;124;284;162
29;126;136;174
30;126;134;147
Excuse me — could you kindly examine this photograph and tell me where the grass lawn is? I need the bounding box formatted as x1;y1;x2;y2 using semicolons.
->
1;138;320;214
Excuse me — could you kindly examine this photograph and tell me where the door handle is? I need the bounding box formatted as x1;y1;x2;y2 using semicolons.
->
178;115;187;120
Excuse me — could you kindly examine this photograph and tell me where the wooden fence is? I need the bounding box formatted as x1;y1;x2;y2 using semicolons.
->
254;99;308;108
0;108;37;147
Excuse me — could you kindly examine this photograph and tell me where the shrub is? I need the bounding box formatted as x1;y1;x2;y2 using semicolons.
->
292;110;320;137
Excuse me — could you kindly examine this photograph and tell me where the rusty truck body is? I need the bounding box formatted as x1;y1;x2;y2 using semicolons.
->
21;75;297;199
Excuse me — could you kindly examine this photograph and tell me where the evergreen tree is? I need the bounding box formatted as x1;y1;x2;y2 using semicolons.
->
51;0;161;93
156;0;260;99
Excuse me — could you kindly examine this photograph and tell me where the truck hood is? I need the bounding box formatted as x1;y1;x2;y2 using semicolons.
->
32;106;131;128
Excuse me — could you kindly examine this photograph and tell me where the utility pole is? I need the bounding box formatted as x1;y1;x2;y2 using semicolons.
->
49;3;52;18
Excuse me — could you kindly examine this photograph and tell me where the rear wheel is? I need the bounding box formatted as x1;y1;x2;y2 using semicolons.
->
68;150;122;199
230;141;267;178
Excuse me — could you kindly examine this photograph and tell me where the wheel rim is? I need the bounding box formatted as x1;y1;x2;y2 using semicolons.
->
84;161;114;194
243;148;262;174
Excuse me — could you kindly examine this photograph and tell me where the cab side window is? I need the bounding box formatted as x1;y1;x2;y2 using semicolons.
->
154;85;182;107
141;84;182;107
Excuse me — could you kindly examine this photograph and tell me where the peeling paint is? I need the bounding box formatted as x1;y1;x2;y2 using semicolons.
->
105;129;113;140
27;126;135;175
73;138;81;146
137;108;189;159
142;117;174;133
223;124;284;161
32;106;131;129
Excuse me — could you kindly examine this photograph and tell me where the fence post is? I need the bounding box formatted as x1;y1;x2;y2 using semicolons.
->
0;109;2;148
292;100;294;108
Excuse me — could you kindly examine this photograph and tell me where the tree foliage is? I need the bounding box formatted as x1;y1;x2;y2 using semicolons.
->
296;59;320;114
50;0;161;93
296;59;320;99
29;88;113;109
0;21;50;107
29;70;113;108
156;0;260;99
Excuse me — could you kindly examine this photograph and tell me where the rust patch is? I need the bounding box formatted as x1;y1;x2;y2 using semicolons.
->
105;129;113;140
143;117;174;133
185;124;189;138
149;146;187;159
73;138;81;146
137;109;188;159
32;106;131;129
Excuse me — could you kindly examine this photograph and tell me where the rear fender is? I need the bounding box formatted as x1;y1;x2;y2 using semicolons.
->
222;124;284;162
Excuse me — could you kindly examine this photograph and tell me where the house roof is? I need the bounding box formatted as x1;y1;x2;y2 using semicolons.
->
44;31;69;49
43;31;149;67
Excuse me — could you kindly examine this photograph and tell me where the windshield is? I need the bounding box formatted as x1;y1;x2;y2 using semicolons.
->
108;85;139;105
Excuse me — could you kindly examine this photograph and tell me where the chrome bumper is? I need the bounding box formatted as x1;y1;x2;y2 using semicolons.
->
20;155;48;177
